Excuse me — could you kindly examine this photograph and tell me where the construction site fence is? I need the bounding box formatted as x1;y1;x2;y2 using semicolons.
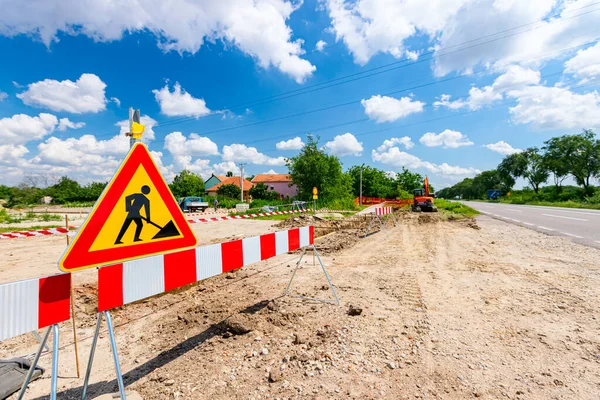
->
355;197;412;206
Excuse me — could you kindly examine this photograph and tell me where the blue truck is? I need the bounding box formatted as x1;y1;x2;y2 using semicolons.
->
179;197;209;212
487;189;502;200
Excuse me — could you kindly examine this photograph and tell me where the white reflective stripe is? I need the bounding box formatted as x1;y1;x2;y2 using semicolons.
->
0;278;39;341
122;255;165;305
275;230;289;256
195;243;222;281
299;226;310;248
242;236;261;265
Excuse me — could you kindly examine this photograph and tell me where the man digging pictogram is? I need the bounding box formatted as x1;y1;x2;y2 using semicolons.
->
115;185;151;244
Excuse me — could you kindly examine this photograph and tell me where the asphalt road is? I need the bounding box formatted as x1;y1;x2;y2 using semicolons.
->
461;201;600;249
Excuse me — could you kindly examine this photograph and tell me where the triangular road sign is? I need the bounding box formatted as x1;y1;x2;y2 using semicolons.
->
59;143;198;272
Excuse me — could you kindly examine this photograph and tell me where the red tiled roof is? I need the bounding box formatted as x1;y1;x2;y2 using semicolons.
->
206;176;254;192
251;174;292;183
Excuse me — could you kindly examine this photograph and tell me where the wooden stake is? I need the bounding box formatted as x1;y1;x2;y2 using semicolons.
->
65;215;70;246
70;283;81;378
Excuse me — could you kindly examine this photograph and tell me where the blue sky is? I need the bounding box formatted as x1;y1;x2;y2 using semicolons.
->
1;0;600;190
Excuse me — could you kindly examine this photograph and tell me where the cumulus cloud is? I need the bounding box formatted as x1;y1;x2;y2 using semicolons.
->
315;40;327;52
263;169;278;174
57;118;85;131
484;141;523;155
276;137;305;150
419;129;474;148
116;115;158;141
222;144;286;166
507;85;600;130
0;144;29;164
17;73;107;113
376;136;414;152
170;155;212;179
324;133;363;156
372;139;480;177
152;83;211;118
564;41;600;83
0;113;58;145
434;66;540;111
361;95;425;123
213;161;240;176
164;131;219;157
0;0;315;83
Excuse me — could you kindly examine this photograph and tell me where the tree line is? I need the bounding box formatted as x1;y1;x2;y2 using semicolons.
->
437;130;600;201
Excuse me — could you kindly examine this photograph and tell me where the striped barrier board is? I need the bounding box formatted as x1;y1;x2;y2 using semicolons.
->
187;209;308;224
375;207;392;216
0;273;71;341
98;226;314;312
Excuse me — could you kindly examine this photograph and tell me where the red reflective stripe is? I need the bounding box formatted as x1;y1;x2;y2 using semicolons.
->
221;240;244;273
309;226;314;244
164;249;197;292
98;264;124;312
38;274;71;328
260;233;276;260
288;228;300;251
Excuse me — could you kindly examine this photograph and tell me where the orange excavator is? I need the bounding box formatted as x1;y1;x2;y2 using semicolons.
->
412;176;437;212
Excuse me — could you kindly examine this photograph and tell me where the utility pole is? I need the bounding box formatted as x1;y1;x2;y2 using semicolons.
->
359;165;363;206
126;108;142;149
239;163;246;202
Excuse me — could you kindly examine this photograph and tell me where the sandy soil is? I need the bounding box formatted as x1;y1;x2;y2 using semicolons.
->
1;214;600;399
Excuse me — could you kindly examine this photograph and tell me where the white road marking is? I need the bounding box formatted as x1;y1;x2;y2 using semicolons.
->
562;232;584;239
523;222;535;226
542;214;588;221
504;209;523;213
538;226;554;231
511;219;521;223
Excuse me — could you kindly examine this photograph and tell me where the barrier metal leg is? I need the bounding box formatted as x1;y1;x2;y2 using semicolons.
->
312;245;341;306
32;330;50;352
378;215;390;240
50;324;59;400
81;313;102;400
18;325;52;400
362;215;375;238
284;247;307;296
105;311;126;400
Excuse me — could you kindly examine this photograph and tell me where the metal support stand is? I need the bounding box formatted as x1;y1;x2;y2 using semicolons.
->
362;214;389;239
32;330;51;352
18;324;59;400
283;245;340;305
82;311;126;400
383;210;398;227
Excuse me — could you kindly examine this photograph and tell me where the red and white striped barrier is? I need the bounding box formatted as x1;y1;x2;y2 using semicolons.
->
187;209;308;224
0;227;73;240
97;226;314;312
375;207;393;216
0;273;71;341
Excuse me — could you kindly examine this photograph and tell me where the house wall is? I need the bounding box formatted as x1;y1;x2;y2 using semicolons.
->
205;176;221;191
264;182;297;198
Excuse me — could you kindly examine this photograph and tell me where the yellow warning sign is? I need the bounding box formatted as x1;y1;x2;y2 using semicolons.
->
59;143;198;272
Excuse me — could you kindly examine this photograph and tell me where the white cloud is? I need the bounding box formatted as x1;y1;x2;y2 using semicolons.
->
507;85;600;130
263;169;278;174
433;0;600;76
376;136;414;152
564;41;600;82
0;91;7;101
171;155;212;180
111;97;121;107
434;66;540;110
213;161;240;176
0;144;29;164
17;73;107;113
419;129;474;148
361;95;425;123
315;40;327;52
152;83;211;118
276;137;305;150
34;135;129;166
0;113;58;145
325;0;467;65
164;131;219;157
372;140;480;177
0;0;315;83
484;141;523;155
324;133;363;156
222;143;286;166
57;118;85;131
116;115;158;141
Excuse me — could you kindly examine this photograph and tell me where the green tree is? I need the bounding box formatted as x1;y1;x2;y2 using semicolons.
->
226;171;234;177
395;167;423;192
169;170;205;198
521;147;550;194
347;165;396;198
286;135;353;204
7;184;43;206
542;136;571;193
249;182;279;200
0;185;11;199
558;130;599;196
217;183;241;199
47;176;82;203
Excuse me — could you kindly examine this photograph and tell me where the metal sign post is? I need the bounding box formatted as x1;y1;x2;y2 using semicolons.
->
18;325;60;400
82;311;126;400
283;244;340;305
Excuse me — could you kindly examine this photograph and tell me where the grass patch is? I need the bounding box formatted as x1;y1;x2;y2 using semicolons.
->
435;199;480;217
